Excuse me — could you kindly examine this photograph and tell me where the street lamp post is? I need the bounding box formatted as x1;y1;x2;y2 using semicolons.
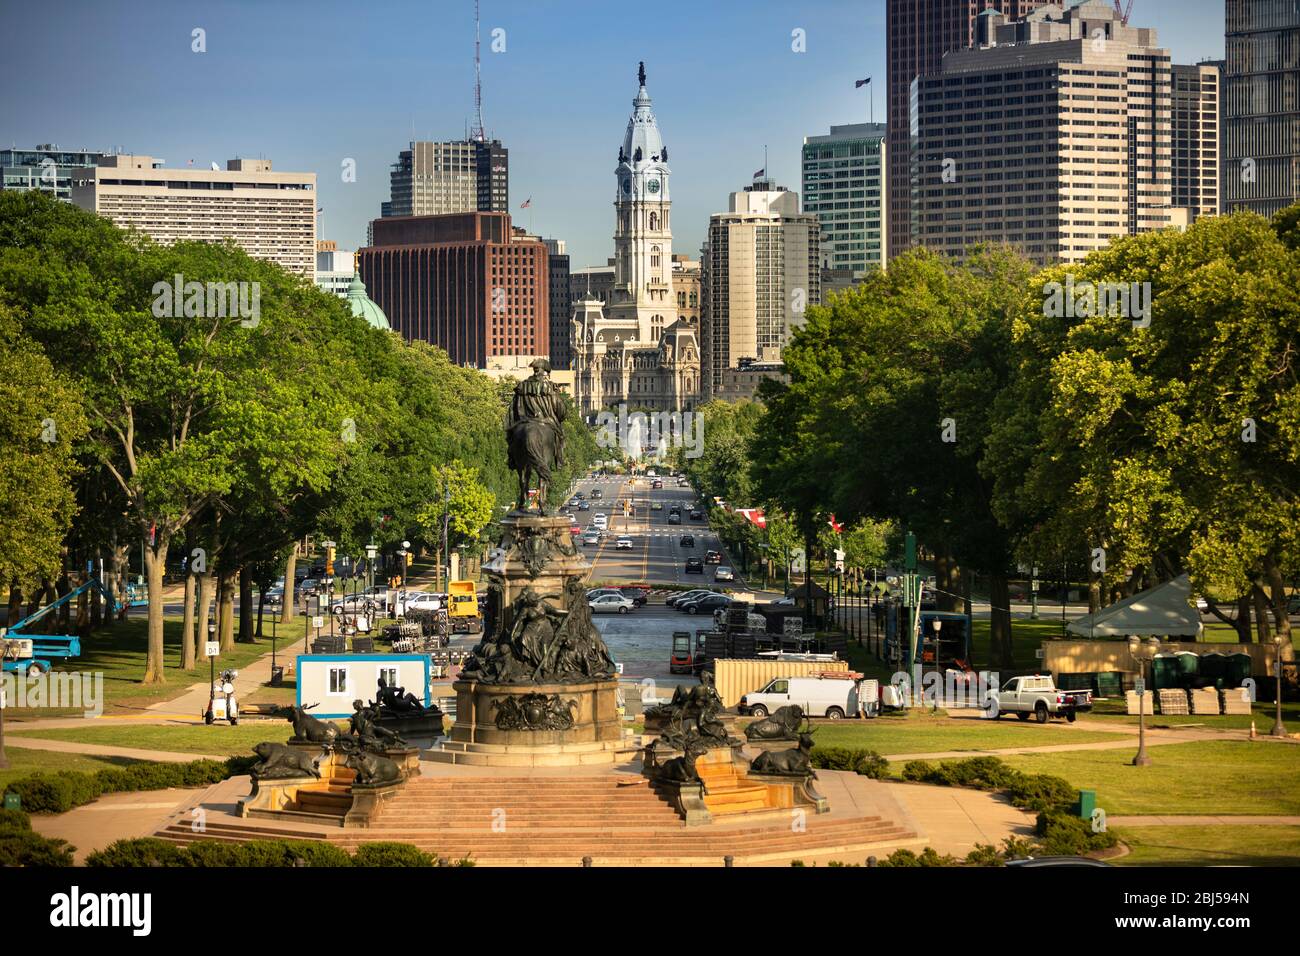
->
1128;635;1159;766
1271;633;1288;738
206;622;217;721
365;541;377;593
1030;566;1039;620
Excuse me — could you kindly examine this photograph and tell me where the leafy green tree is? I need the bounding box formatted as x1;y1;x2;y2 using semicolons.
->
0;305;87;589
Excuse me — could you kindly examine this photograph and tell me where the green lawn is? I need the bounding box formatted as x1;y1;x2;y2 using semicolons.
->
0;748;156;791
8;720;345;758
791;712;1126;756
996;740;1300;816
1114;826;1300;866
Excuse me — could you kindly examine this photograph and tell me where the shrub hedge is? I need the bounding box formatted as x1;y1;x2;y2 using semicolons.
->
900;756;1075;811
2;756;249;815
0;803;75;866
809;746;890;779
85;837;455;867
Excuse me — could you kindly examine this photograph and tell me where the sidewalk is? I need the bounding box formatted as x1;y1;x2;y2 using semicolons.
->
2;736;220;763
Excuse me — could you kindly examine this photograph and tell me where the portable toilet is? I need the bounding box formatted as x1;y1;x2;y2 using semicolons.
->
1174;651;1199;685
1151;652;1180;689
1198;652;1227;689
1227;652;1253;688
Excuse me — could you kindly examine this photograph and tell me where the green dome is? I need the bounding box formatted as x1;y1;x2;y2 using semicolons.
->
346;270;390;330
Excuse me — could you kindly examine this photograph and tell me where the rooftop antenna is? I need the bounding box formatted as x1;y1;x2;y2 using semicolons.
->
472;0;486;142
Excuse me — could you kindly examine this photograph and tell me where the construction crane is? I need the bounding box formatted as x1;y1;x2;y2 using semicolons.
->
1112;0;1135;26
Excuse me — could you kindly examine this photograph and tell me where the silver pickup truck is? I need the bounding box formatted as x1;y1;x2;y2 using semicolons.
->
995;675;1092;723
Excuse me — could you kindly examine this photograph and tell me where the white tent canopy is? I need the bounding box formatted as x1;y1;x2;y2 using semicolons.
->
1066;573;1203;638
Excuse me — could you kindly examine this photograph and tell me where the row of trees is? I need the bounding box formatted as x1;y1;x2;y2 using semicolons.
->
0;192;596;683
687;208;1299;666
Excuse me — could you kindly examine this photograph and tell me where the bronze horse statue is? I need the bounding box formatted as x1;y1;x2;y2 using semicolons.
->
506;359;566;512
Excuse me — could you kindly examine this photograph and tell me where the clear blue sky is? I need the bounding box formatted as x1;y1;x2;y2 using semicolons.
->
2;0;1226;270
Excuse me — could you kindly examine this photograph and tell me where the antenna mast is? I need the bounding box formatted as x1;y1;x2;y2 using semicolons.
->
472;0;485;142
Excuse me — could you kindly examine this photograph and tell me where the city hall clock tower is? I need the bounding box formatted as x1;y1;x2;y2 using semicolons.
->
610;61;673;345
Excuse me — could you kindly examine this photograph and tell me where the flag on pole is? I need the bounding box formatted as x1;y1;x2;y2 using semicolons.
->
855;76;871;88
520;197;532;209
753;167;765;179
828;514;844;534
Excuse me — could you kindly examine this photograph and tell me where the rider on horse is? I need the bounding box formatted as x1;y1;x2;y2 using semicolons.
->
506;358;567;511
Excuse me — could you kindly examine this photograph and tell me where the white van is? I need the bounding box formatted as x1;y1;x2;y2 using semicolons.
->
740;676;880;720
592;513;608;529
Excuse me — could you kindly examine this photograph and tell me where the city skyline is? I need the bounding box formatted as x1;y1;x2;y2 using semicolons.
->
2;0;1227;268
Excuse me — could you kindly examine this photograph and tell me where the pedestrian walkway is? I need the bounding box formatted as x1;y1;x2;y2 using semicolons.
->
2;735;220;763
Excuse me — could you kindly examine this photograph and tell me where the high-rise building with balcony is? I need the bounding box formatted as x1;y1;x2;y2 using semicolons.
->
910;1;1183;265
700;179;821;401
70;155;316;276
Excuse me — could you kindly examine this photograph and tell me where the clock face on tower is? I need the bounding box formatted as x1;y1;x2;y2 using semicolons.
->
647;178;660;194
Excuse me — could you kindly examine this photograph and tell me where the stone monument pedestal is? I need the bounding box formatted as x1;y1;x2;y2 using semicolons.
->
425;677;626;766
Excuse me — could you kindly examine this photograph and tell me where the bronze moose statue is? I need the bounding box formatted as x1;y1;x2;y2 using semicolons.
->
344;749;403;787
744;704;805;741
275;703;340;746
749;729;816;777
656;737;710;790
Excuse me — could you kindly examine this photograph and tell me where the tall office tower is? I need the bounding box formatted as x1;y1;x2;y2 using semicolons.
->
886;0;1025;259
359;212;547;367
699;178;821;402
571;63;700;416
1224;0;1300;215
910;1;1179;266
1;145;111;201
1172;63;1222;220
380;139;509;219
801;123;888;277
71;155;316;276
542;238;572;369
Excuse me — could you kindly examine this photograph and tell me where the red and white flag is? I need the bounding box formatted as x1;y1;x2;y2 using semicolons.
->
520;197;532;209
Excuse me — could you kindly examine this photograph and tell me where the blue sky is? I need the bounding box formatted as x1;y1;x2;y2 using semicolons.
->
2;0;1226;270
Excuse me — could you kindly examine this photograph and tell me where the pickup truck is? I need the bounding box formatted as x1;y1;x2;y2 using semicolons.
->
995;675;1092;723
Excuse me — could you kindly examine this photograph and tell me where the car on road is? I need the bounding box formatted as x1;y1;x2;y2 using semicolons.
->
570;523;582;535
589;593;634;614
680;593;731;615
704;550;722;564
667;512;681;525
583;532;600;546
299;578;323;597
689;509;704;521
665;587;717;608
679;534;695;547
684;558;704;574
592;489;603;499
574;491;585;499
263;586;285;608
667;588;714;607
331;586;390;615
651;479;663;489
651;501;663;511
620;587;649;607
578;501;592;511
740;676;878;720
403;591;444;612
587;588;624;600
995;675;1092;723
615;537;634;550
714;566;735;582
592;513;608;528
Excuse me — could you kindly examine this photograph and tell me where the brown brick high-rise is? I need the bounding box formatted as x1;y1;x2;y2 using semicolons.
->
359;212;548;367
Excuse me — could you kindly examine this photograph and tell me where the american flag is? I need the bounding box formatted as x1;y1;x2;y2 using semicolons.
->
520;198;532;209
855;76;871;88
753;167;765;179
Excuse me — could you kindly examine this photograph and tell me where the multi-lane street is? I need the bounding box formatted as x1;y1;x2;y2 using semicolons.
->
565;473;746;590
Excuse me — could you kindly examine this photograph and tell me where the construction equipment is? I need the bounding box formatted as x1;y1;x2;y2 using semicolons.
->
1112;0;1134;25
447;580;482;634
0;578;123;675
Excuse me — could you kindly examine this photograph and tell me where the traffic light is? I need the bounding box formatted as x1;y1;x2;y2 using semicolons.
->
325;544;336;576
405;551;414;568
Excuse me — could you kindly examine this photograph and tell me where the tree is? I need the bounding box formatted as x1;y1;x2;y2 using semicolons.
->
417;460;496;586
0;304;87;588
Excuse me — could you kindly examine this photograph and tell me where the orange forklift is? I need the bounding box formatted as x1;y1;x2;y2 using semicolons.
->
670;630;707;675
